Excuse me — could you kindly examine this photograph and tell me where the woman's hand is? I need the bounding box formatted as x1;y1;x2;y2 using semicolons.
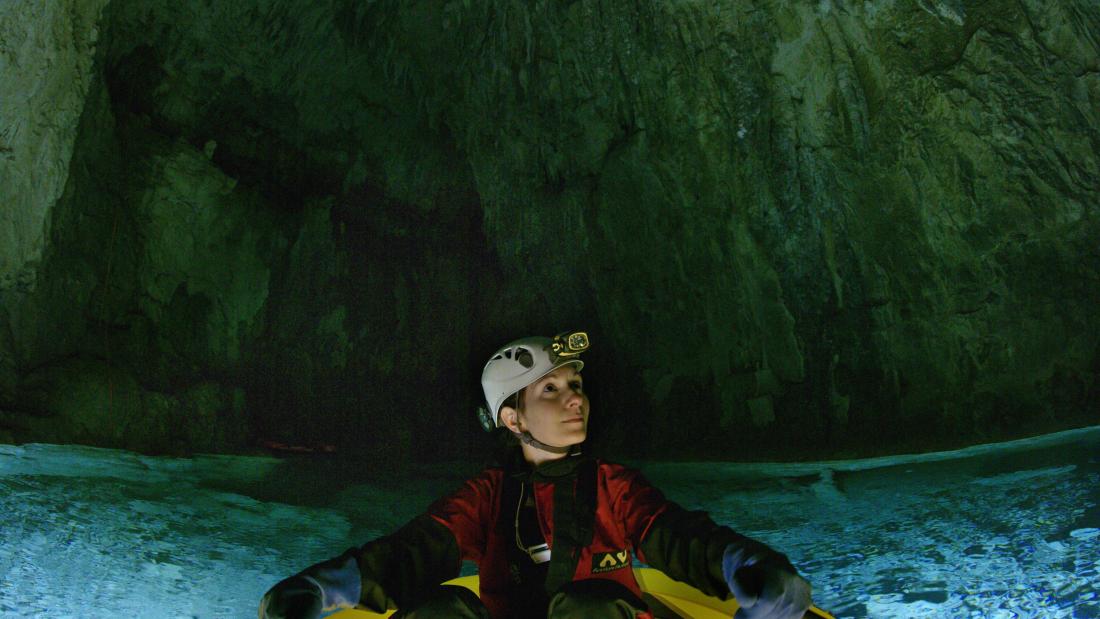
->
723;541;812;619
258;575;323;619
259;553;361;619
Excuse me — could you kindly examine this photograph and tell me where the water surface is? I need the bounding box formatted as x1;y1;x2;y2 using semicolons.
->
1;427;1097;618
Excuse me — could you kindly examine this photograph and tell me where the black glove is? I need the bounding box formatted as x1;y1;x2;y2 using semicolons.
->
259;554;361;619
258;575;323;619
722;540;812;619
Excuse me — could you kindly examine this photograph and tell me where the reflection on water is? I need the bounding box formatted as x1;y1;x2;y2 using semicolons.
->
1;427;1097;618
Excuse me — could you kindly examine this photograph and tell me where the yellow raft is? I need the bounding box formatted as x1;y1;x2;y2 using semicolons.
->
328;567;834;619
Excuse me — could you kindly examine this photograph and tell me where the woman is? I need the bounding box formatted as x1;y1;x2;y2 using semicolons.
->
260;332;812;618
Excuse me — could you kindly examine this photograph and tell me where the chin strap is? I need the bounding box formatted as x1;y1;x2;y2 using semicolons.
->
514;431;573;454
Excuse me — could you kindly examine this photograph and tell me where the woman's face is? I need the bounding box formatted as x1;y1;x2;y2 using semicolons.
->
506;365;589;448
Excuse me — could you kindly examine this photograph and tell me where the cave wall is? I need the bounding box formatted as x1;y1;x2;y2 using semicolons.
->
0;0;1096;460
0;0;109;292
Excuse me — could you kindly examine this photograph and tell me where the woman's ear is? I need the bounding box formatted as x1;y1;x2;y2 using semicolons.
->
500;406;522;433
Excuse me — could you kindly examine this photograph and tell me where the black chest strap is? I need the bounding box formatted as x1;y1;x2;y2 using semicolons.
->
501;455;600;596
544;457;598;594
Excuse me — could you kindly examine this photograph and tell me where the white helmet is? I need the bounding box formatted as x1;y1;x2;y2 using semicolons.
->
478;331;589;431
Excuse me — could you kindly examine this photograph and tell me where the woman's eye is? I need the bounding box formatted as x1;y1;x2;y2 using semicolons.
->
544;384;557;392
570;382;583;392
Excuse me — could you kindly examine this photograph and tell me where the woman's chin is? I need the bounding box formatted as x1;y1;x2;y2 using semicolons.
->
563;428;588;444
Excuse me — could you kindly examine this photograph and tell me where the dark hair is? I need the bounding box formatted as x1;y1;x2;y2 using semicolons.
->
500;387;526;416
494;387;527;449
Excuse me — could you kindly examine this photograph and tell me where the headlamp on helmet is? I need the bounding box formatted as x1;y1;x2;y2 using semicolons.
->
551;331;589;359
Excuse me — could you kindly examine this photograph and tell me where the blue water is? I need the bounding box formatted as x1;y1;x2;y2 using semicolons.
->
1;427;1097;618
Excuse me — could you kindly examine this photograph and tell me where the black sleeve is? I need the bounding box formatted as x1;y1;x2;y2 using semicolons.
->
352;514;462;611
637;504;748;599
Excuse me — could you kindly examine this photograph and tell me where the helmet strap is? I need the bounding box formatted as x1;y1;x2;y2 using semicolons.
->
514;431;573;454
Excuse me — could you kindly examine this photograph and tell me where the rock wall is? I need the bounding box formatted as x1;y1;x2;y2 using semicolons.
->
0;0;1096;459
0;0;109;289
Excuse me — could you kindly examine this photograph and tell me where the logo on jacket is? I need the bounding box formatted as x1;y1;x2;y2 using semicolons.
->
591;549;630;574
